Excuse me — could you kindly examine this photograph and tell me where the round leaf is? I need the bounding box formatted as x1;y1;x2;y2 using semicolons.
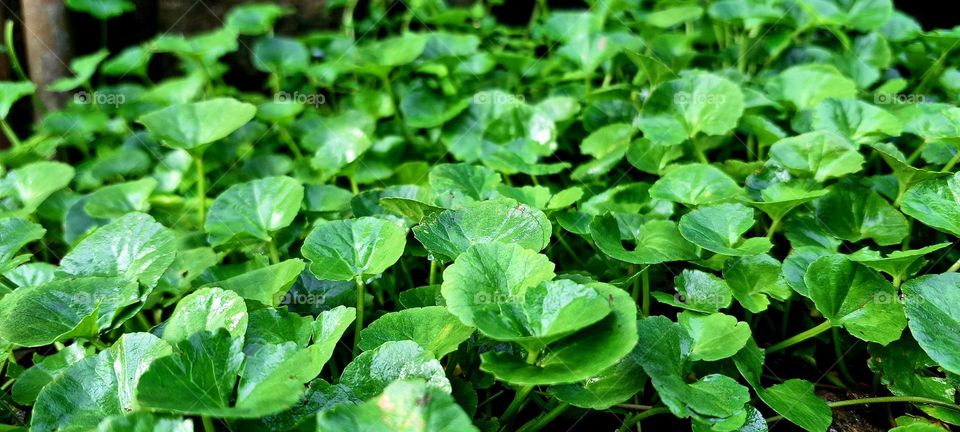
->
301;217;407;281
205;176;304;246
138;98;257;150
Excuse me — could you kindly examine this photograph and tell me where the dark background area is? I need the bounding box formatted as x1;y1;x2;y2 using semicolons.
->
2;0;957;64
0;0;956;144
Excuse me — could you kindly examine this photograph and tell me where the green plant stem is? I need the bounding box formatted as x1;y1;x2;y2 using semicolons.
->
906;141;928;164
353;275;365;357
267;239;281;264
690;135;708;163
766;321;832;354
135;313;152;331
947;257;960;273
500;351;540;429
618;407;671;432
348;176;359;195
500;385;535;429
832;328;857;386
0;119;22;147
195;155;206;227
201;416;215;432
915;48;954;95
766;396;960;423
642;268;651;317
429;260;439;285
942;151;960;172
516;402;569;432
766;217;781;240
4;21;28;82
279;129;303;159
342;0;358;39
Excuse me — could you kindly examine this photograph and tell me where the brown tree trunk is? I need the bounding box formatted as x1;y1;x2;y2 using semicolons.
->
20;0;72;117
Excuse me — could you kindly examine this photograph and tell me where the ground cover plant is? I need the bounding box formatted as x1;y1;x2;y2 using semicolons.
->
1;0;960;430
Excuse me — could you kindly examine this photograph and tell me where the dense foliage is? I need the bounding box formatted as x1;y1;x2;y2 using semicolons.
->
1;0;960;430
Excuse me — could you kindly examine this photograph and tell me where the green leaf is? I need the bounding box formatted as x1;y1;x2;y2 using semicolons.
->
47;50;110;92
12;344;90;404
204;259;305;306
399;81;470;129
547;337;647;409
0;81;36;119
590;215;699;265
428;163;502;208
902;273;960;375
723;254;792;313
0;277;138;346
627;137;685;175
95;412;193;432
900;173;960;237
59;212;176;288
869;338;960;425
440;242;550;321
813;181;909;245
316;380;478;432
679;203;773;256
358;306;474;357
768;131;865;182
32;333;172;432
339;340;451;400
645;5;704;27
653;269;733;313
138;98;257;150
806;255;906;344
311;306;358;362
302;216;407;281
650;163;743;205
635;316;750;423
205;176;304;246
1;161;75;214
161;287;248;344
0;217;45;269
304;121;373;179
679;312;751;361
848;243;950;281
810;98;902;144
759;380;832;432
225;4;290;35
638;71;745;146
64;0;134;19
357;34;427;69
137;330;273;418
479;282;638;385
253;37;309;75
413;199;552;262
871;142;948;194
245;307;313;349
765;64;857;110
745;184;829;223
84;178;157;218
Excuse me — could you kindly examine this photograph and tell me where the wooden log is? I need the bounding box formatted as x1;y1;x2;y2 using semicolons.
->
20;0;72;116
